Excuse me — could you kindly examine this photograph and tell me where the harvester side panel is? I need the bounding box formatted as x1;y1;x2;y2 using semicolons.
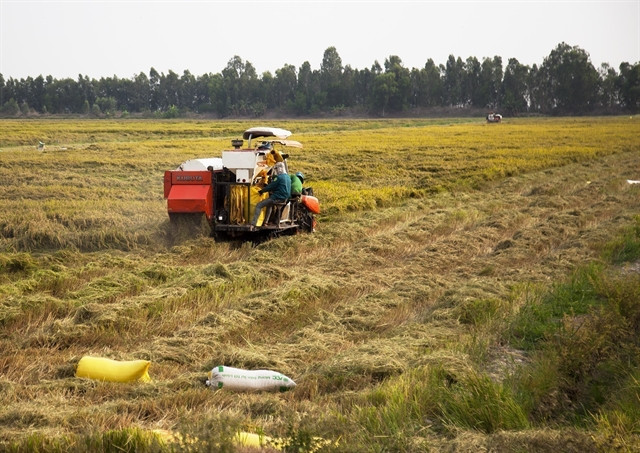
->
164;170;214;220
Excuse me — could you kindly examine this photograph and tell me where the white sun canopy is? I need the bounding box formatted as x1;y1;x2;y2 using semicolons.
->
243;127;292;145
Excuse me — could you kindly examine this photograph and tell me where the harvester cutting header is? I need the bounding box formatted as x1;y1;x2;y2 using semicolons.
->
163;127;320;241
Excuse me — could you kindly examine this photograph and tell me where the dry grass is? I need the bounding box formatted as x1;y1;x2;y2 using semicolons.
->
1;117;639;451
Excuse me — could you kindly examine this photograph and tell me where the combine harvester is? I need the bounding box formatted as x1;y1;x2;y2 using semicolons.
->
486;112;503;123
164;127;319;241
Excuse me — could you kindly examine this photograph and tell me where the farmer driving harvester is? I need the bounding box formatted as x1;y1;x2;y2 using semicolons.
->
252;162;291;228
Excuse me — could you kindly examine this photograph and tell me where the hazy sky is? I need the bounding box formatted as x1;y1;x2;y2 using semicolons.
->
1;0;639;80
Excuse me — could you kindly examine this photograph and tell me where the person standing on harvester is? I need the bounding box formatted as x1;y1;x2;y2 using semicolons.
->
252;162;291;227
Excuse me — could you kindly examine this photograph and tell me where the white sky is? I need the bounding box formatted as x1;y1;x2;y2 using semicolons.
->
1;0;639;80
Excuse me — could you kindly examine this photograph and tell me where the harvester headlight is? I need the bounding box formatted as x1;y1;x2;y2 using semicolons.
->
216;210;228;222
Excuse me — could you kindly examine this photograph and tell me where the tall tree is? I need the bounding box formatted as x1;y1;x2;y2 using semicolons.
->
371;72;396;116
274;64;297;108
478;56;503;109
527;63;544;113
131;72;150;112
160;70;180;109
27;75;46;112
384;55;411;111
294;61;313;114
597;63;618;112
341;64;356;108
221;56;260;115
320;46;344;107
149;67;161;111
259;71;275;109
193;73;213;112
423;59;443;107
353;67;375;108
77;74;95;110
442;55;465;107
179;70;197;111
539;42;599;114
207;73;226;117
241;60;260;106
464;56;481;107
618;62;640;112
501;58;529;115
0;74;5;106
410;68;422;108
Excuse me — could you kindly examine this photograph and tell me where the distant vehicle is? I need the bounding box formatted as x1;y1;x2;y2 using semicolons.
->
486;113;502;123
163;127;319;241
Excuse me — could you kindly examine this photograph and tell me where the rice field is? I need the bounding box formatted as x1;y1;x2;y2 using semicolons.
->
1;116;639;452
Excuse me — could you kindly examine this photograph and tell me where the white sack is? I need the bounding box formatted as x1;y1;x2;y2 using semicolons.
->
206;365;296;392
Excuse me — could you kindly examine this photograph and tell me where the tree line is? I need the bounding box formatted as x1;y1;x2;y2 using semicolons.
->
1;42;638;118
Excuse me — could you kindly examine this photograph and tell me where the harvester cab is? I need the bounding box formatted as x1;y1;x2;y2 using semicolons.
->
163;127;319;241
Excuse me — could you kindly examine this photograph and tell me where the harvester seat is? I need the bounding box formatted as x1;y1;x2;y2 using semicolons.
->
267;200;288;226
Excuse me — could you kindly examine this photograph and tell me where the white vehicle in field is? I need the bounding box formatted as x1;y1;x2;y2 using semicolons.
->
486;112;503;123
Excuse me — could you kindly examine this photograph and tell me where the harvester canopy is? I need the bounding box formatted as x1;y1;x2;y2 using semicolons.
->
268;139;303;148
242;127;292;140
236;127;303;149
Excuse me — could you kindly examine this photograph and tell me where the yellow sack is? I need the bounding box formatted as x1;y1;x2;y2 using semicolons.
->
265;150;284;167
75;356;151;383
235;432;280;450
248;186;268;227
154;430;279;450
234;431;334;452
229;185;267;226
154;429;332;452
229;185;247;224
